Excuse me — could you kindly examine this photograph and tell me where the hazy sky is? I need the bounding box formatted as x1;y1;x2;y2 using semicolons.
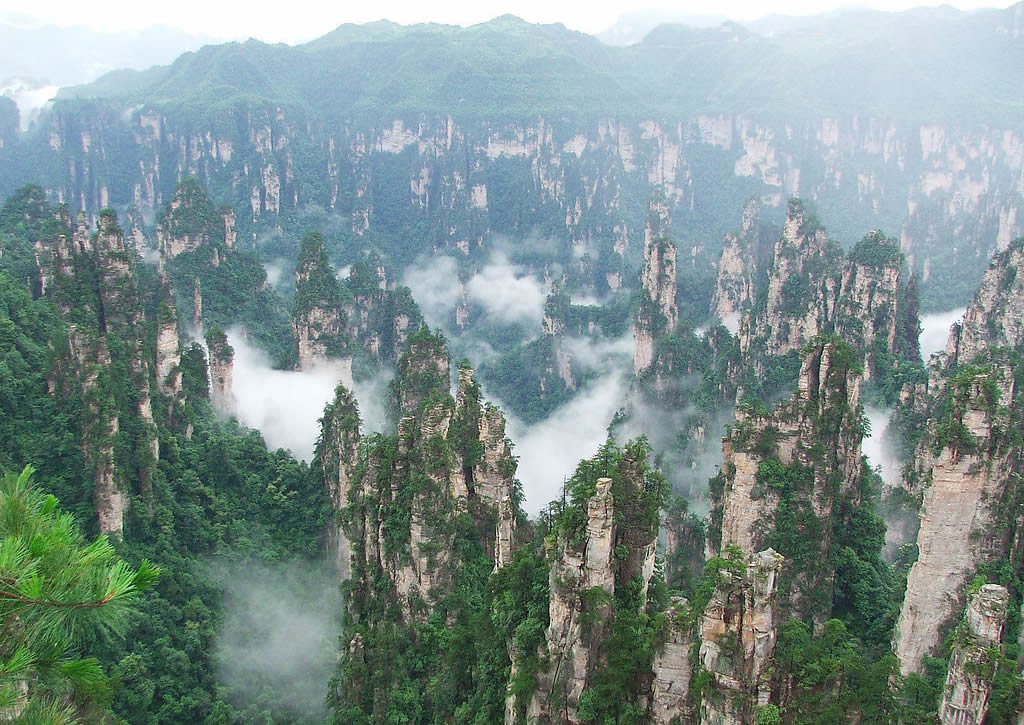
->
0;0;1016;43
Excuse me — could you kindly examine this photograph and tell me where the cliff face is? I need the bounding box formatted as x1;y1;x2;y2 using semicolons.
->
710;198;766;334
205;328;235;414
155;303;182;398
741;200;842;358
336;332;519;622
649;597;694;724
938;584;1010;725
894;362;1015;674
318;386;362;579
18;106;1023;300
698;549;785;725
527;441;661;724
938;238;1024;373
292;231;348;372
35;208;160;533
710;339;863;621
894;239;1024;675
634;199;678;375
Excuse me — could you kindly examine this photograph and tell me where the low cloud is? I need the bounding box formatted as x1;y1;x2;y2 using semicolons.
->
403;255;460;329
210;557;341;719
863;405;901;491
465;251;548;330
263;259;289;289
503;370;629;516
228;329;392;460
403;251;549;335
919;307;965;361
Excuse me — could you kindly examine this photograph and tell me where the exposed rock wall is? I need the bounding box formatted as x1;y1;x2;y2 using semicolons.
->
205;328;234;414
635;199;678;375
155;303;182;397
318;386;361;579
710;198;765;334
939;584;1010;725
528;477;617;724
337;337;518;628
698;549;785;725
894;364;1015;674
27;106;1024;299
292;232;347;371
528;442;661;723
741;200;841;357
711;340;862;621
649;597;694;724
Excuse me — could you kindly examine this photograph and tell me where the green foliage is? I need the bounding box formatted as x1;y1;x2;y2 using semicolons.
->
847;230;903;269
0;466;158;721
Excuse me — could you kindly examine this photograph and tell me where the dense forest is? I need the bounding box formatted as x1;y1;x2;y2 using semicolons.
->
3;6;1024;725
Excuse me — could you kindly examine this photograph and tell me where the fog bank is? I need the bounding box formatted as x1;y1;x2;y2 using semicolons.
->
919;307;966;361
228;330;391;460
210;558;341;718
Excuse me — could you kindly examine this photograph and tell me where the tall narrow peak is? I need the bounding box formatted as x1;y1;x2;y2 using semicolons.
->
335;337;523;719
709;337;863;622
698;548;785;725
155;302;182;398
292;231;349;374
741;199;842;358
711;198;766;334
936;236;1024;373
894;237;1024;675
156;177;225;261
526;439;664;723
894;361;1015;673
634;195;678;375
938;584;1010;725
205;326;235;414
317;385;361;579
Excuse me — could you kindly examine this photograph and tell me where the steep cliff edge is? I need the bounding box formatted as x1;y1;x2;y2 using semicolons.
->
292;230;350;374
709;338;864;622
698;548;785;725
35;208;159;533
938;584;1010;725
634;198;678;376
525;438;665;724
330;330;524;719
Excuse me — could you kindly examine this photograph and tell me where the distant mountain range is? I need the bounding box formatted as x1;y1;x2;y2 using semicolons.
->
53;3;1024;124
0;15;222;87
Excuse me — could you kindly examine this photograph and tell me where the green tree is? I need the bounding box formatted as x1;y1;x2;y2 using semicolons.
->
0;466;158;722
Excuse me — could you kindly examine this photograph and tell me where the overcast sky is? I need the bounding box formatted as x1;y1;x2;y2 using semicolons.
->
0;0;1016;43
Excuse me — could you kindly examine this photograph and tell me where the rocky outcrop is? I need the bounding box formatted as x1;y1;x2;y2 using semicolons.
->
936;238;1024;375
698;549;784;725
336;334;519;625
156;178;222;260
25;100;1024;301
894;363;1014;674
528;441;661;723
205;327;234;414
318;386;362;579
710;339;862;621
63;326;125;535
740;200;842;357
155;303;182;397
528;476;617;724
938;584;1010;725
834;232;904;380
37;208;159;532
635;198;678;375
390;328;450;417
649;597;694;724
710;198;765;335
292;231;347;371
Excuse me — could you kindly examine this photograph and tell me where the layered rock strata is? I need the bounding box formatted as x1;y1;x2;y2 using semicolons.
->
938;584;1010;725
